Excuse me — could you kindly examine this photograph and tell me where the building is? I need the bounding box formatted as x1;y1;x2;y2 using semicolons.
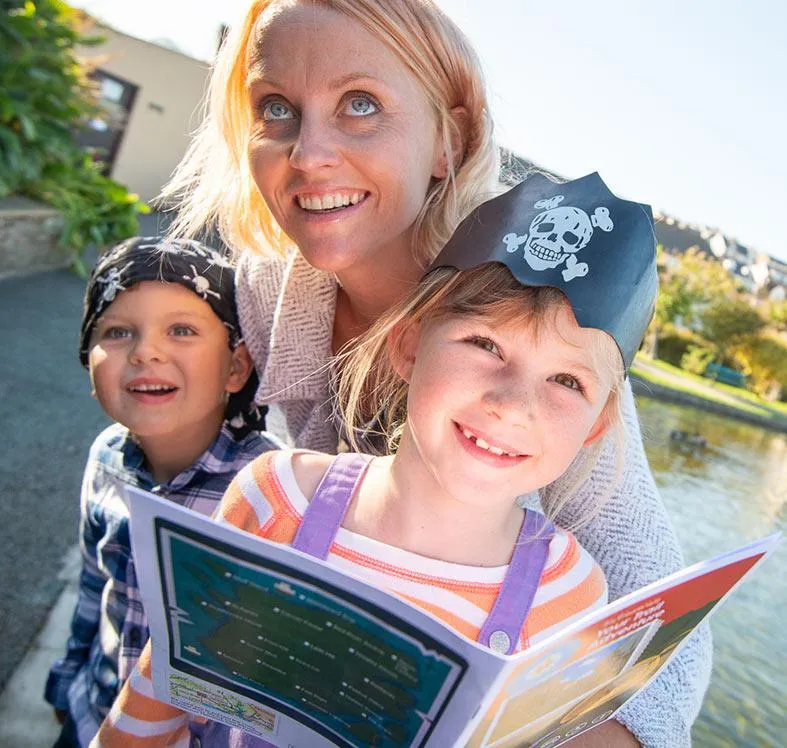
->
77;24;212;204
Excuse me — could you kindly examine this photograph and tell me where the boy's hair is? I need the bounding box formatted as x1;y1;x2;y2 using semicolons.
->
160;0;499;267
79;236;263;433
335;263;626;527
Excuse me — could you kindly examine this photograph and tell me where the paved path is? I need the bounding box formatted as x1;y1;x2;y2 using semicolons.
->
0;213;166;744
0;263;108;743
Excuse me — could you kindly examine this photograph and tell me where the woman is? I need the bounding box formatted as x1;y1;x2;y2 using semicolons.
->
160;1;711;745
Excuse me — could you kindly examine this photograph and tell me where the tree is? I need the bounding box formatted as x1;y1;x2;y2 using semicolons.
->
655;247;738;331
699;297;766;362
0;0;147;271
732;334;787;400
764;299;787;331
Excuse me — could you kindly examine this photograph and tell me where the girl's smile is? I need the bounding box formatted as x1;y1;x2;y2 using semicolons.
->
392;305;616;511
453;421;530;463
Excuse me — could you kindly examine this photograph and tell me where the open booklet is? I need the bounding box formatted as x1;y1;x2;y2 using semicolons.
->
126;485;779;748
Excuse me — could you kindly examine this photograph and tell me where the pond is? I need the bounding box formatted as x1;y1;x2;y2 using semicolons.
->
636;395;786;747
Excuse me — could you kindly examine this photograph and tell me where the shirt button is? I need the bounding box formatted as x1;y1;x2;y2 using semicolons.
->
489;630;511;654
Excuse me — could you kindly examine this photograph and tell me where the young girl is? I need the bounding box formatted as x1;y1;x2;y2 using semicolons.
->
95;173;658;746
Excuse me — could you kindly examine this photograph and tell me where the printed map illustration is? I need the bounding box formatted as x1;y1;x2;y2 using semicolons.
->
158;526;465;747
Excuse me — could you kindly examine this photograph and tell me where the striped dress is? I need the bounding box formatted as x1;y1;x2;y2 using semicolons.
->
94;451;607;746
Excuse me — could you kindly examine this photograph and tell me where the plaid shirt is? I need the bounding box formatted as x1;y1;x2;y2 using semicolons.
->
44;422;279;746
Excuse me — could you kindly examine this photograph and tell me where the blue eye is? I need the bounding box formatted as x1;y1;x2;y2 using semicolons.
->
344;95;379;117
263;100;294;121
171;325;196;337
104;327;131;340
468;336;500;356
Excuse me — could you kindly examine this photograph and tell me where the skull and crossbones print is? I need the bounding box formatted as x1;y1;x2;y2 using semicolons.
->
503;195;614;281
183;264;222;300
94;261;135;310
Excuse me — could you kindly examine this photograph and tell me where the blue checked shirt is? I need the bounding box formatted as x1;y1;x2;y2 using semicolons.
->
44;422;279;746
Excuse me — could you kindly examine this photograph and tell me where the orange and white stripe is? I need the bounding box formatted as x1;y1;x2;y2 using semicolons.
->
94;450;606;745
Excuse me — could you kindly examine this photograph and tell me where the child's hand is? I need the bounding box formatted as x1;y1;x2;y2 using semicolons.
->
54;709;68;725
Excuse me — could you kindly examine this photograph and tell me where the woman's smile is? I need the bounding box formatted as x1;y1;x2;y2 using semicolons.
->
295;190;369;212
246;3;444;279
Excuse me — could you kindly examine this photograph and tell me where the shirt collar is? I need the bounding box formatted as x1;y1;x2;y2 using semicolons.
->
117;423;249;492
256;251;338;403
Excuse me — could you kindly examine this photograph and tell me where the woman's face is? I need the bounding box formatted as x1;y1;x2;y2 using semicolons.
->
246;2;446;279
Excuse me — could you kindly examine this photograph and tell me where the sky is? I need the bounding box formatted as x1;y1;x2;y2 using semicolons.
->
72;0;787;261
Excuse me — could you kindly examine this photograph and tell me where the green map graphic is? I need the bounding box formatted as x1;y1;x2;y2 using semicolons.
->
162;531;463;747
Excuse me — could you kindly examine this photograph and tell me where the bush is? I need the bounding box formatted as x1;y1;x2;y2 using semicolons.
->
681;345;717;377
656;325;711;367
731;335;787;401
699;297;766;355
0;0;148;272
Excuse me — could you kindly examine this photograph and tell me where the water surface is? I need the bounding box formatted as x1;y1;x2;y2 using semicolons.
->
636;396;786;747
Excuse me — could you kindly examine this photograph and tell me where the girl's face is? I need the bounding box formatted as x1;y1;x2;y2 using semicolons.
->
246;2;446;279
395;304;617;508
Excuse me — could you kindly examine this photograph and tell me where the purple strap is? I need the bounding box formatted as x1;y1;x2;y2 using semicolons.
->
291;452;373;559
477;510;555;655
190;456;553;745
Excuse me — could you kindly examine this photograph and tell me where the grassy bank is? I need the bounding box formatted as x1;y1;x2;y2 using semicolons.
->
630;356;787;432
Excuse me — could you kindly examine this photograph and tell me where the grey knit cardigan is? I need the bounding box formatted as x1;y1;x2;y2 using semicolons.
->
236;250;713;748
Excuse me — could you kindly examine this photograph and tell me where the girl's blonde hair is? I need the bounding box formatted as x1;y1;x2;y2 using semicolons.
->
335;264;626;528
160;0;499;267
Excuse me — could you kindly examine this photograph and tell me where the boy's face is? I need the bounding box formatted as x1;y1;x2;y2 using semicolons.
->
88;281;250;448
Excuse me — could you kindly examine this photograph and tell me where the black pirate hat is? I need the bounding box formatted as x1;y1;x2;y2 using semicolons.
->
428;172;658;370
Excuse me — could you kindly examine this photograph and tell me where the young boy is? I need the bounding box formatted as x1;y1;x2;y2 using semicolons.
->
44;237;279;747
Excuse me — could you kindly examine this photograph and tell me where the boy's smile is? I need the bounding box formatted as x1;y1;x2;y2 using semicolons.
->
88;281;250;477
125;377;179;404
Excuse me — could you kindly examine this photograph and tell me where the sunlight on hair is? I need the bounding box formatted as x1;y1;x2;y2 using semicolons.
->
335;264;627;529
159;0;499;263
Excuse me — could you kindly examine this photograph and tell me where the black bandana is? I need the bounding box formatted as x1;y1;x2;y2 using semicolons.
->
79;236;265;434
427;173;658;370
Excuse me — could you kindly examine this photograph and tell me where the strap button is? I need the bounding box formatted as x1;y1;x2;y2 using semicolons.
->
489;630;511;654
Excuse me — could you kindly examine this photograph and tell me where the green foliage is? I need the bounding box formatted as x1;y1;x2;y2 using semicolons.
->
655;247;738;330
731;334;787;400
652;247;780;388
0;0;148;270
764;299;787;331
655;324;711;367
680;345;717;377
699;297;766;357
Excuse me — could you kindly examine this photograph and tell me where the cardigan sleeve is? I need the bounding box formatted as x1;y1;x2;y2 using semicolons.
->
548;382;712;747
234;250;287;390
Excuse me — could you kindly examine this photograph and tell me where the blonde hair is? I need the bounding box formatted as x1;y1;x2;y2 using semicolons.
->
160;0;499;267
335;264;626;528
